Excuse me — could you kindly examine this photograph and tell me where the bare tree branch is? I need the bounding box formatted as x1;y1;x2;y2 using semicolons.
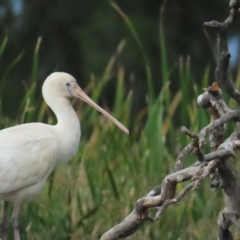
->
100;2;240;239
204;7;240;106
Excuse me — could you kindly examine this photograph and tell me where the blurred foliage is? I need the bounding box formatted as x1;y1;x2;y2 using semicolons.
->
0;0;240;240
0;0;237;119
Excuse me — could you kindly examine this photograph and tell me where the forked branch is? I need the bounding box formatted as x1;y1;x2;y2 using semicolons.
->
100;2;240;239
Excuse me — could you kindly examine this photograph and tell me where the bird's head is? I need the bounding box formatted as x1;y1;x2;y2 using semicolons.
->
43;72;129;134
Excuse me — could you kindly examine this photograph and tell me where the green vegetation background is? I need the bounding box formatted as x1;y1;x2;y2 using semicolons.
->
0;0;240;239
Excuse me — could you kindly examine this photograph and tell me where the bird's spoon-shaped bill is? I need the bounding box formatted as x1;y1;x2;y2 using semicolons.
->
71;83;129;135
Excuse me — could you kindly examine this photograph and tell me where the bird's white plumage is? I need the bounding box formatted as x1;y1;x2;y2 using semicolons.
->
0;73;81;206
0;123;58;204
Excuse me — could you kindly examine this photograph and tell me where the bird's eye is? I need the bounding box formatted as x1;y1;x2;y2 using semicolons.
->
66;83;71;87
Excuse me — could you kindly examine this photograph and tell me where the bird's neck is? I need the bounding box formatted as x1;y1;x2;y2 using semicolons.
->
47;97;81;163
51;97;79;127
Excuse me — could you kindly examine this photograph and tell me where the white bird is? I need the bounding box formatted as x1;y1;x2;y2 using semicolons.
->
0;72;129;240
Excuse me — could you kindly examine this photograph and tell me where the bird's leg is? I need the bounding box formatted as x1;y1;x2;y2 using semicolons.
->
1;201;9;240
11;205;21;240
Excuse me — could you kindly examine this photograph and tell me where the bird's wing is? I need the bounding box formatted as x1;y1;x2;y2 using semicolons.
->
0;123;59;194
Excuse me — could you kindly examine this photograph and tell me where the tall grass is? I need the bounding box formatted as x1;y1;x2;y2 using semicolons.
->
0;5;239;240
